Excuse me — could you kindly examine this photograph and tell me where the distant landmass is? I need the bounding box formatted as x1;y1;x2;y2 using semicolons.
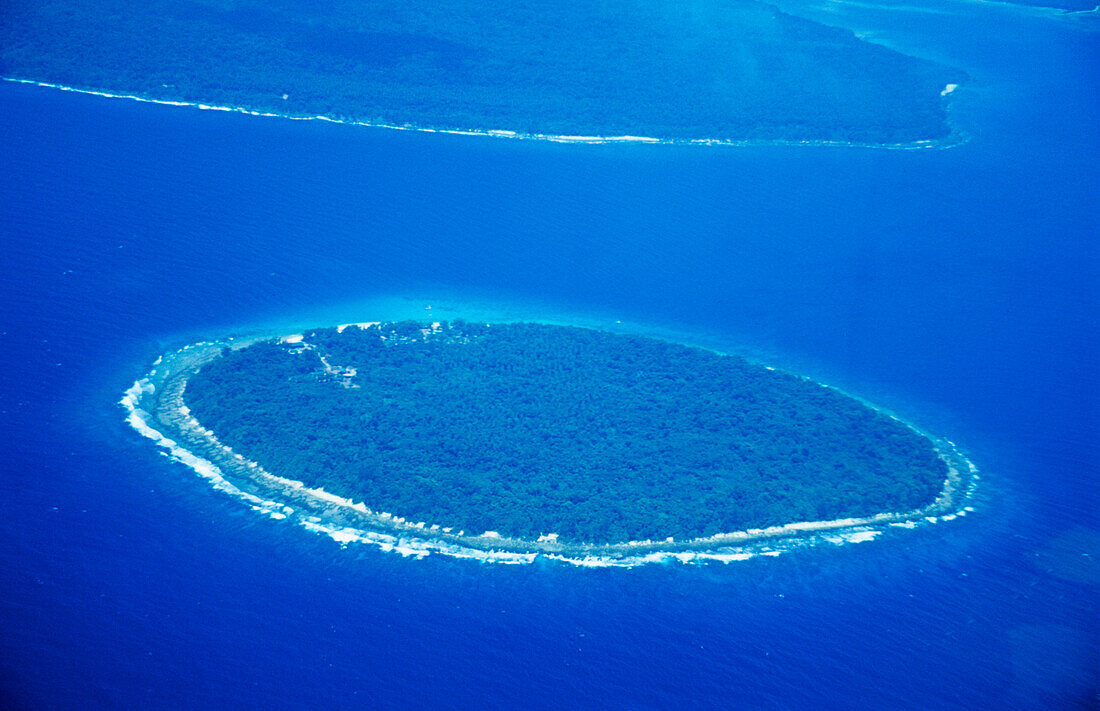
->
1;0;961;144
173;322;958;546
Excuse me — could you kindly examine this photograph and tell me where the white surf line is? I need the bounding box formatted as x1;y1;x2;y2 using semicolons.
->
123;329;980;567
120;377;295;522
4;76;965;151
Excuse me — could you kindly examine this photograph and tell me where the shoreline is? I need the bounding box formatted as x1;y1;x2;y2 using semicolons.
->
121;326;980;566
3;77;967;151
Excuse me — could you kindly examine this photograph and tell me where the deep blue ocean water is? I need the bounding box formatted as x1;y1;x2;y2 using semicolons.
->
1;0;1096;708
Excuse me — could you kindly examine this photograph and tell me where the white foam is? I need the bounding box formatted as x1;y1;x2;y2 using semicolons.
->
329;528;366;546
3;77;965;151
121;379;292;521
841;530;880;543
699;552;755;563
550;134;660;143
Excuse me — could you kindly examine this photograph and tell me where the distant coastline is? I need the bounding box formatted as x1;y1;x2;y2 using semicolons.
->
122;325;979;566
1;0;964;148
4;77;966;150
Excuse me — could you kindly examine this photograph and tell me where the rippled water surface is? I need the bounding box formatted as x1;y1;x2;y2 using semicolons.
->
0;0;1096;708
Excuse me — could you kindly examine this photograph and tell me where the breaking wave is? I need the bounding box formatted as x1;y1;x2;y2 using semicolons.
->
5;77;967;151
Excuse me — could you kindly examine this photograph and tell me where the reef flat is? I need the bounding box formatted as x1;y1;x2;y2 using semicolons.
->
123;322;976;561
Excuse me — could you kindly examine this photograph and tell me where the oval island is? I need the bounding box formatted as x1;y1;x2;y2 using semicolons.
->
125;321;975;563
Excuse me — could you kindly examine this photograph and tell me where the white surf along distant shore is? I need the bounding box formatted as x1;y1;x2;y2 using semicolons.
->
4;77;966;151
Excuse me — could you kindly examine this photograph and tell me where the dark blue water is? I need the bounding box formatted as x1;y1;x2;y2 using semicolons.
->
1;0;1096;708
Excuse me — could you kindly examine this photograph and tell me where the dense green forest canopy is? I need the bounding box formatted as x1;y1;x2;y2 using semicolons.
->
183;322;947;543
1;0;959;142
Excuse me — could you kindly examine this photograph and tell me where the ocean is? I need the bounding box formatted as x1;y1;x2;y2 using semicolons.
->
0;0;1096;708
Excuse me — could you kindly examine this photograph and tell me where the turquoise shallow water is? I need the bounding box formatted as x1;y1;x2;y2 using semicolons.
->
0;0;1096;708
